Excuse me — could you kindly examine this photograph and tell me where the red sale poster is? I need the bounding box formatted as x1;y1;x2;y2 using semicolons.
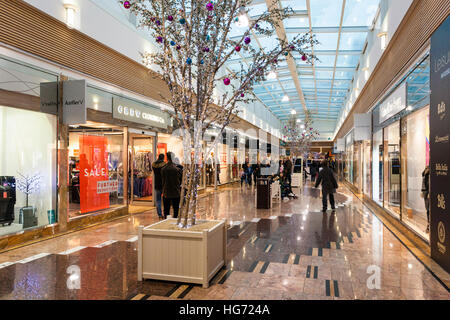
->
79;135;109;213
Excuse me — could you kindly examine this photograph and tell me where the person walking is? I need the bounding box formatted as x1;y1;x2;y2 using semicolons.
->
161;152;182;219
315;160;339;213
152;154;166;220
310;161;317;183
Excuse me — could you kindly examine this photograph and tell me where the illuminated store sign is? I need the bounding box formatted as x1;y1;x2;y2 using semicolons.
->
379;83;406;124
430;15;450;273
113;98;168;129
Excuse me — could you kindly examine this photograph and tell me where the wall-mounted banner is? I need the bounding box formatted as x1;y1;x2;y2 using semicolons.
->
354;113;372;141
113;97;168;129
79;135;109;213
63;80;86;125
430;15;450;273
379;83;406;124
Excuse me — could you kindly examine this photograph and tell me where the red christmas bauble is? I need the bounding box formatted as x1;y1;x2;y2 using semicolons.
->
123;1;131;9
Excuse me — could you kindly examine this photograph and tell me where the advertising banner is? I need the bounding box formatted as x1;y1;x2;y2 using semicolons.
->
79;135;109;214
430;15;450;273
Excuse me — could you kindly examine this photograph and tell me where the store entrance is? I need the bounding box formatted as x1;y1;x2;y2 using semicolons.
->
129;134;155;207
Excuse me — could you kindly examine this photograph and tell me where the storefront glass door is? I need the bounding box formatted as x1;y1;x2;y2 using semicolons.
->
383;121;401;218
130;136;154;205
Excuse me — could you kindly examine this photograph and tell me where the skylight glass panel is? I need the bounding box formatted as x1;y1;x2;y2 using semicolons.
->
314;55;335;67
283;16;309;29
310;0;343;27
343;0;380;27
339;32;367;50
336;55;360;67
281;0;307;11
313;33;339;51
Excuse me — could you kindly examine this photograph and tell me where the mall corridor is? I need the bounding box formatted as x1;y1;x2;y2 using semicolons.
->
0;184;448;300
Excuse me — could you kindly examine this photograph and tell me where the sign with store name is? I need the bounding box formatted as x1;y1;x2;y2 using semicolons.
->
40;81;58;114
63;80;86;125
113;97;168;129
379;83;406;124
430;15;450;273
97;180;118;194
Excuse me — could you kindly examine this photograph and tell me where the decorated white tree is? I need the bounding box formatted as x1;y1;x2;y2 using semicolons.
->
16;172;41;207
121;0;318;227
282;111;320;158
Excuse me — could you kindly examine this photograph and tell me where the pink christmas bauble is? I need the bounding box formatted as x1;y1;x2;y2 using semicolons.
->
124;1;131;9
223;78;231;85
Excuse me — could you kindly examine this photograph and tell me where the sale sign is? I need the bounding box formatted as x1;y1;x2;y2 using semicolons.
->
79;135;109;213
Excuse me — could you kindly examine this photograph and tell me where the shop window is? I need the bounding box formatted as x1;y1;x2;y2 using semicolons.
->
372;129;383;206
363;140;371;197
0;106;57;235
383;121;401;218
68;123;124;219
401;106;430;239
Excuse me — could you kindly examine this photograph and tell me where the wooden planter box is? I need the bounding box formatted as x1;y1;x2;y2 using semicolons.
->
137;218;227;288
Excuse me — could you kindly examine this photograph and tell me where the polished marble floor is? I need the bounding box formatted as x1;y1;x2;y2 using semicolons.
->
0;182;449;300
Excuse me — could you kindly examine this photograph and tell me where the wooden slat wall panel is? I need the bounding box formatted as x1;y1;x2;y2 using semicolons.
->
335;0;450;140
0;0;171;103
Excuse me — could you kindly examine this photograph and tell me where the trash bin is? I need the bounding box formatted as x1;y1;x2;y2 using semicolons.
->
256;178;271;209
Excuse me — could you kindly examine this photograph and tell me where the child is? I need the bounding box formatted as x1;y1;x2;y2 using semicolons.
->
240;168;246;187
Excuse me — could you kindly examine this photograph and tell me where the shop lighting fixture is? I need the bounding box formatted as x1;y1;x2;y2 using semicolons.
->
290;109;296;115
301;125;305;129
362;67;369;81
267;71;277;80
64;4;77;29
296;119;301;123
282;94;289;102
377;32;388;50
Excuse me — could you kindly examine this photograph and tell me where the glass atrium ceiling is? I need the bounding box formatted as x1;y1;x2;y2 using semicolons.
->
225;0;381;137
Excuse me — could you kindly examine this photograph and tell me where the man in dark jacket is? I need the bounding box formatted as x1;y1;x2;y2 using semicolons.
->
315;160;339;212
283;157;293;186
152;154;166;219
161;152;182;219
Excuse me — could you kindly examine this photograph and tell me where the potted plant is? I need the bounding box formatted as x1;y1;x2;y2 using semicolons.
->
16;172;41;229
122;0;318;287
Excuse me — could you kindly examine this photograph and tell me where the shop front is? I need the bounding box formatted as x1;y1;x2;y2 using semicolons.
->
66;85;170;222
353;53;432;241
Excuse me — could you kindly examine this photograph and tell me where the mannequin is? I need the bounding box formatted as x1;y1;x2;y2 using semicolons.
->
421;165;430;233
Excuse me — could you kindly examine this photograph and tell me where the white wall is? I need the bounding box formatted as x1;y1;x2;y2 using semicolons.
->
0;106;57;226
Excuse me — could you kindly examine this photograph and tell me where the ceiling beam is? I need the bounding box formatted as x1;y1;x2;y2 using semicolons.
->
265;0;308;115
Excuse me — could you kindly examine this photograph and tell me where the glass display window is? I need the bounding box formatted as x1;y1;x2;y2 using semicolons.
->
68;122;124;219
0;106;57;235
383;121;401;218
372;128;383;206
400;106;430;239
353;141;363;192
363;140;372;197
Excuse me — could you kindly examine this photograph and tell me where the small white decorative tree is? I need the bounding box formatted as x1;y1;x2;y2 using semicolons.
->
16;172;41;208
121;0;318;227
282;111;320;158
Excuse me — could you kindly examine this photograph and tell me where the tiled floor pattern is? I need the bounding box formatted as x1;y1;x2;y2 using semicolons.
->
0;183;449;300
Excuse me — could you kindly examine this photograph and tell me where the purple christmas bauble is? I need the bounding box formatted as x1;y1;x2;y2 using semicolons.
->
156;36;163;43
290;45;295;50
123;1;131;9
240;93;245;97
167;15;173;21
244;37;251;44
223;78;231;86
301;55;307;61
176;45;181;50
156;20;161;26
255;23;259;28
206;2;214;11
235;45;241;52
203;47;210;52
